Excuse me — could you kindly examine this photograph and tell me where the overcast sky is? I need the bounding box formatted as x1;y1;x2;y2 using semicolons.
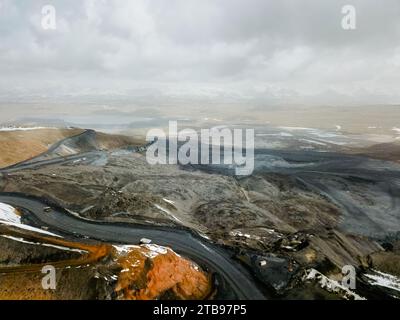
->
0;0;400;107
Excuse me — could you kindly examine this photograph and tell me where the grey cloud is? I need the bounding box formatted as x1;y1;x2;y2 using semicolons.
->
0;0;400;106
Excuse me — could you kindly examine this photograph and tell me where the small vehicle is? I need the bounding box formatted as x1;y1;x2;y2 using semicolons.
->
259;260;267;267
140;238;152;244
41;226;49;231
43;207;52;213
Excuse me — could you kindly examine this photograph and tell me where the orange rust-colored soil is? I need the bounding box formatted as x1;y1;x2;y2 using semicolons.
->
0;226;211;300
0;128;84;168
114;246;211;300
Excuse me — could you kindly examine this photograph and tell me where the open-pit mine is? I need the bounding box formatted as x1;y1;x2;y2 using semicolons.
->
0;125;399;300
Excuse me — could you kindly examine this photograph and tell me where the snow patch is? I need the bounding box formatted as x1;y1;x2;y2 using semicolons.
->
0;202;20;223
163;198;175;205
278;126;314;131
365;270;400;292
1;235;87;253
0;126;56;132
113;243;169;259
113;245;139;254
154;204;182;223
230;230;251;239
392;127;400;134
142;244;169;258
0;202;61;237
304;268;365;300
230;230;261;241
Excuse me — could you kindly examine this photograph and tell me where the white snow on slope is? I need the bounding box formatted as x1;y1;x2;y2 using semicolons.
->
113;244;168;259
0;126;56;132
163;198;175;205
0;202;20;223
304;268;365;300
365;270;400;292
0;202;61;237
154;204;183;223
278;126;314;131
277;126;349;145
1;235;87;253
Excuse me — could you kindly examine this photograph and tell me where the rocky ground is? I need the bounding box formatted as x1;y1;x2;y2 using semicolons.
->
0;227;211;300
0;128;399;299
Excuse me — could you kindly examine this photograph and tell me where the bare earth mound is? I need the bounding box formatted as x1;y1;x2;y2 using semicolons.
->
0;128;83;168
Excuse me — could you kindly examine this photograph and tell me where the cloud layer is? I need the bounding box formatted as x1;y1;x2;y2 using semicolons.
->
0;0;400;106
